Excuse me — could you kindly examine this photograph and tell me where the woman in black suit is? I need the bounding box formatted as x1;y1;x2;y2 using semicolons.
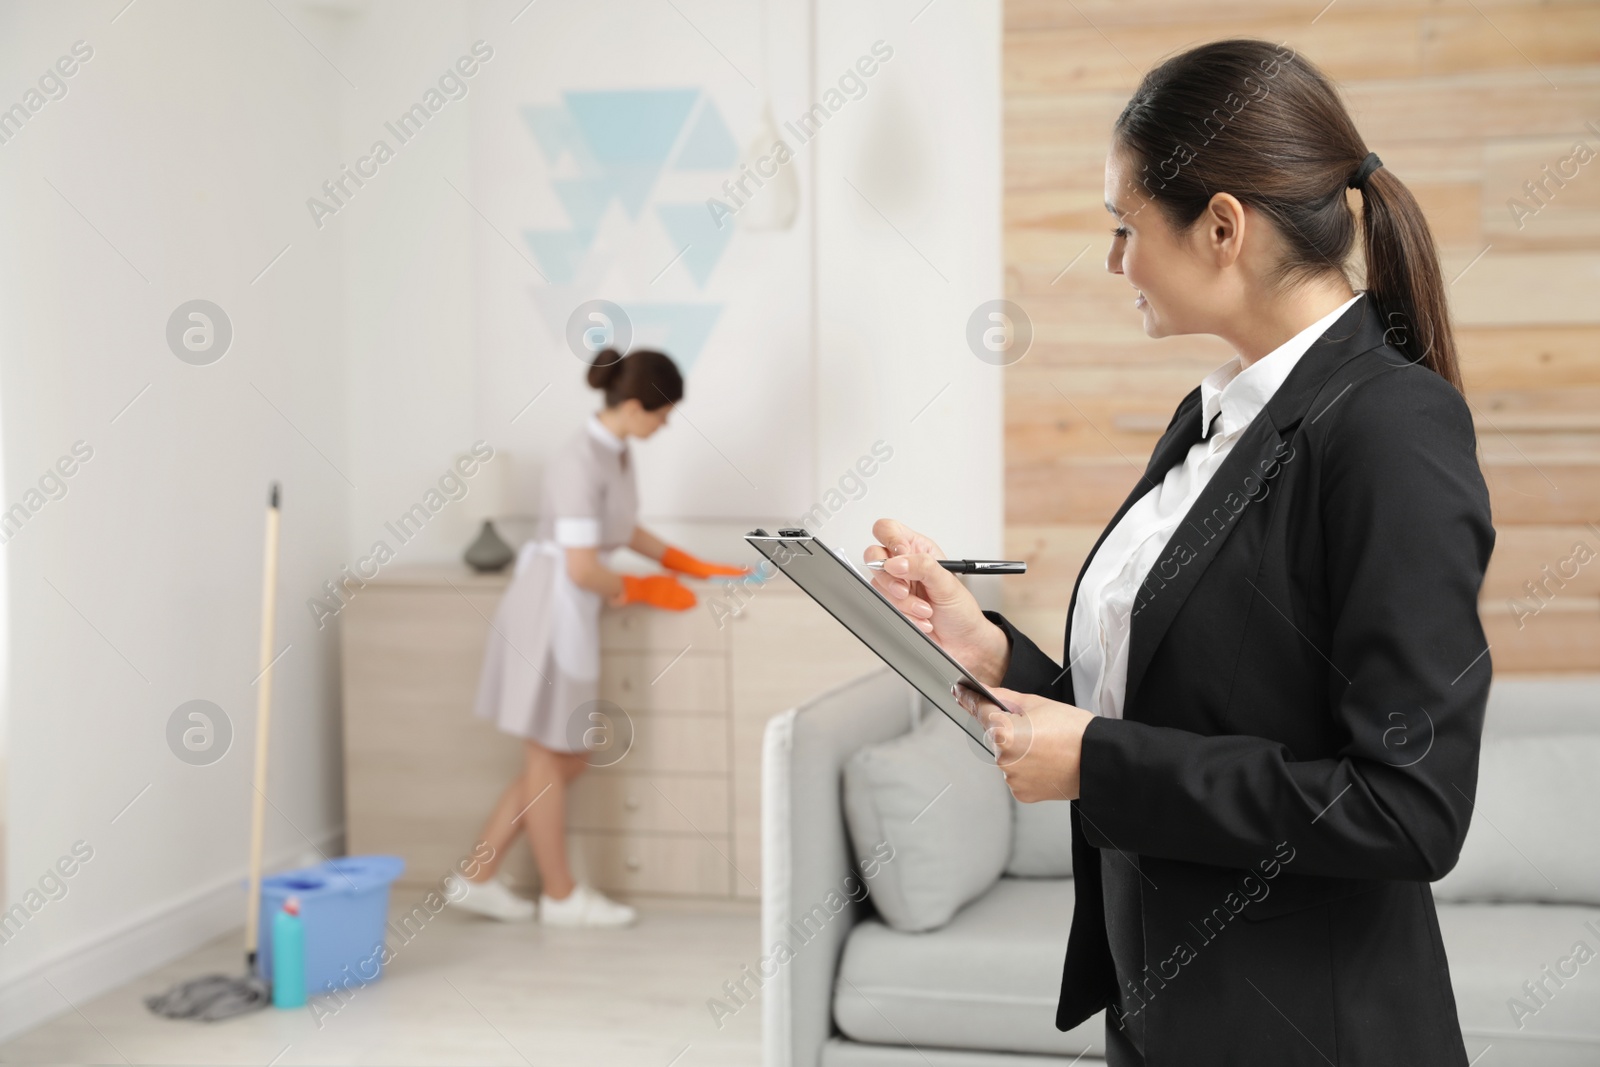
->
867;39;1493;1067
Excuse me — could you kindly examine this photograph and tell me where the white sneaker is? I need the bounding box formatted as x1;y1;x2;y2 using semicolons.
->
538;884;637;928
447;875;535;921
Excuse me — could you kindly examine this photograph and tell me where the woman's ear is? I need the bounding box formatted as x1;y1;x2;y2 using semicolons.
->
1202;192;1248;267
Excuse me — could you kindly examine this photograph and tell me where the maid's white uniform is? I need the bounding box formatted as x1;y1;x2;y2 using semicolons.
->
473;415;638;750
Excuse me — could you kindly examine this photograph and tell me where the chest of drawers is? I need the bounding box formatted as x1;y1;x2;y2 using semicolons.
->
341;565;877;898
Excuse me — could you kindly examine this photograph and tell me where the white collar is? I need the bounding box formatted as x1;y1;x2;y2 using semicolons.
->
1199;293;1362;439
586;413;626;453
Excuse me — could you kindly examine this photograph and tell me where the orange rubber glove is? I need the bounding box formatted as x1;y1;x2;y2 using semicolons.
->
661;545;750;579
614;574;697;611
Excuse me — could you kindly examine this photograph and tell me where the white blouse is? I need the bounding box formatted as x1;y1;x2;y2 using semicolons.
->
1069;294;1361;719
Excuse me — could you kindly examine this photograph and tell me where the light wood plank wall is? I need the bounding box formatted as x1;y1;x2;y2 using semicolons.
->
1002;0;1600;673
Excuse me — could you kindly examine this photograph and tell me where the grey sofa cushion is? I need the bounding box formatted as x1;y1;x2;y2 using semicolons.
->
1482;676;1600;736
1006;797;1073;878
823;1038;1102;1066
834;878;1103;1057
1438;902;1600;1065
1433;735;1600;906
843;711;1011;933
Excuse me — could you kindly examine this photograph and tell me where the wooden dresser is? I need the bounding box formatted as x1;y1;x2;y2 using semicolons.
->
340;564;877;899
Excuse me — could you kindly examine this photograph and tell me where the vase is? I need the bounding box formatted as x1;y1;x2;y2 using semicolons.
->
464;520;515;573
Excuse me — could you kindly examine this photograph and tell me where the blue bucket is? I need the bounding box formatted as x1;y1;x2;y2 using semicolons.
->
257;855;404;998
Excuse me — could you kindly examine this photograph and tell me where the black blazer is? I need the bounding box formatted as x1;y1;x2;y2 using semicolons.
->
986;298;1494;1067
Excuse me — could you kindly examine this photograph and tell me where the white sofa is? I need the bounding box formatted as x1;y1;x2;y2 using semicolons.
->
762;669;1600;1067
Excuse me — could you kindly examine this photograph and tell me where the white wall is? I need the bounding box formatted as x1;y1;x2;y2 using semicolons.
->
814;0;1004;600
0;0;1001;1038
338;0;1003;571
468;0;816;543
336;2;480;570
0;0;348;1023
337;0;824;568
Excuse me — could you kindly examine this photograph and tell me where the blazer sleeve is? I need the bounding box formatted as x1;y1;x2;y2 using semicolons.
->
982;609;1074;706
1074;367;1495;882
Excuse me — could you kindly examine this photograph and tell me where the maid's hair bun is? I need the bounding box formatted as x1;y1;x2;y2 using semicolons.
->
586;351;624;390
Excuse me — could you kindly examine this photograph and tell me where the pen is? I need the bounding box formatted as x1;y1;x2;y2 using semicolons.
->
864;559;1027;575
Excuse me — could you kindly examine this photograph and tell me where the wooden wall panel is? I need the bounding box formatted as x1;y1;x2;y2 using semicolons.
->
1459;326;1600;389
1003;2;1600;673
1007;0;1600;33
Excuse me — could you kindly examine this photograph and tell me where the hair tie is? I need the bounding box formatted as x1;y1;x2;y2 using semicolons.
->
1349;152;1383;190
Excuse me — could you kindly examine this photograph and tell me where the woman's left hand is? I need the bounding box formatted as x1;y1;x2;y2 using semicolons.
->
957;686;1095;802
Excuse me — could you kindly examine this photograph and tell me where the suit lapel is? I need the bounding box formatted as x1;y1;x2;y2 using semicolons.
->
1119;413;1285;713
1115;298;1390;714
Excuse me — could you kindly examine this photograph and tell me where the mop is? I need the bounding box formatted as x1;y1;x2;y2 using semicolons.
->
146;484;282;1021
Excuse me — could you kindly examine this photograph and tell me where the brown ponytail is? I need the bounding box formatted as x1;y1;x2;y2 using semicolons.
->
1356;166;1461;391
586;349;684;410
1113;39;1462;392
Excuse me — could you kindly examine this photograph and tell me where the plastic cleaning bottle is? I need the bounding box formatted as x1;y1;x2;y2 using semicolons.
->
271;896;306;1009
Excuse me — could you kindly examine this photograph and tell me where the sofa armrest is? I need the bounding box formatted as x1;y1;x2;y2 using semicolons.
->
762;667;920;1067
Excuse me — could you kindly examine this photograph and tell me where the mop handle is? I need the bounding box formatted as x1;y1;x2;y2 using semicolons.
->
244;483;281;965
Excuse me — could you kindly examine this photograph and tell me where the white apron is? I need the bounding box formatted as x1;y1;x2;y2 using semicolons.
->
472;418;638;749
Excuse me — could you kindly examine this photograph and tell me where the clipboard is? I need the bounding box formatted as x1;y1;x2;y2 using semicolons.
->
745;528;1010;754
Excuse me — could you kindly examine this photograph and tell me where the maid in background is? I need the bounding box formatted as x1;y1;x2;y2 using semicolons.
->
450;348;747;927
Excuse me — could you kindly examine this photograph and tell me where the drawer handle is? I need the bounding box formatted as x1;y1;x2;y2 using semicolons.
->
625;855;642;871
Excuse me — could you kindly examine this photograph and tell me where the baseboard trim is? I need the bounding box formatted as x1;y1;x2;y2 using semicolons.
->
0;826;344;1045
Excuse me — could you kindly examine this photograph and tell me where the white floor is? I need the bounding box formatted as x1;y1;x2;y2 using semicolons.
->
0;896;763;1066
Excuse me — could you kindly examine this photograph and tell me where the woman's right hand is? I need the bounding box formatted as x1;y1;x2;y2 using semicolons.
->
865;518;1011;687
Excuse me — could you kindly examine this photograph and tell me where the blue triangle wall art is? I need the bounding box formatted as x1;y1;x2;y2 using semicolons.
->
674;100;739;171
564;89;698;218
626;304;724;374
520;89;736;364
656;203;736;288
